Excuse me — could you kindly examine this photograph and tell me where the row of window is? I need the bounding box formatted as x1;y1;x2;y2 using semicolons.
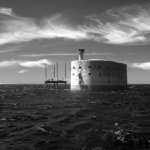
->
100;73;125;77
72;73;126;77
107;81;126;83
78;81;126;84
107;66;123;70
73;66;125;70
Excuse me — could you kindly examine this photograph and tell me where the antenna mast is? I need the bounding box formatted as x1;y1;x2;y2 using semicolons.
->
65;63;66;81
57;62;58;81
45;64;47;81
54;65;55;79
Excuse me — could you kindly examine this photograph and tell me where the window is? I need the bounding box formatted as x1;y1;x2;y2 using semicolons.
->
73;73;74;76
108;73;110;76
107;66;110;69
89;73;91;75
88;66;91;68
73;67;75;69
99;66;101;68
79;66;82;69
99;73;102;76
108;81;110;83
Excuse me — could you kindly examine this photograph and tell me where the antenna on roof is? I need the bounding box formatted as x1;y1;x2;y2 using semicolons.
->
45;64;47;81
56;62;58;81
65;63;66;81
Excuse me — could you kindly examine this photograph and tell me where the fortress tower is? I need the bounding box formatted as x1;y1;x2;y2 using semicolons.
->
71;49;127;90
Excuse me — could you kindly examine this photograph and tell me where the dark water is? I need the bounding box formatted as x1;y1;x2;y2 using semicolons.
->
0;84;150;150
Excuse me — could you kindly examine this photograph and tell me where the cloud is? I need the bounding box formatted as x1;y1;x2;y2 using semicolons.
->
80;4;150;45
0;7;14;16
0;12;87;46
0;60;18;67
1;4;150;45
19;53;113;57
19;59;52;68
0;59;52;68
17;70;29;73
130;62;150;70
0;49;18;53
0;45;25;53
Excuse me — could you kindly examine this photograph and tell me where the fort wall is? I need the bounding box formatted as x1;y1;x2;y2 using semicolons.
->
71;60;127;90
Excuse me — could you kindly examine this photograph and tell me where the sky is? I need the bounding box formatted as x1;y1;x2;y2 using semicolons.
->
0;0;150;84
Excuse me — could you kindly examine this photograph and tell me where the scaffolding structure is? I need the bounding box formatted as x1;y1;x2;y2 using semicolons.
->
44;63;67;89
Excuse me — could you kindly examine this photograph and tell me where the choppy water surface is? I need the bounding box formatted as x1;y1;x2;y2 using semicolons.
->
0;84;150;150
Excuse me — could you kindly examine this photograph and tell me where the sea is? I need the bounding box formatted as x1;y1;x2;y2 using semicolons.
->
0;84;150;150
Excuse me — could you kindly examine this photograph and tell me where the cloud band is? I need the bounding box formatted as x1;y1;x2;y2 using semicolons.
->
1;4;150;45
0;59;52;68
